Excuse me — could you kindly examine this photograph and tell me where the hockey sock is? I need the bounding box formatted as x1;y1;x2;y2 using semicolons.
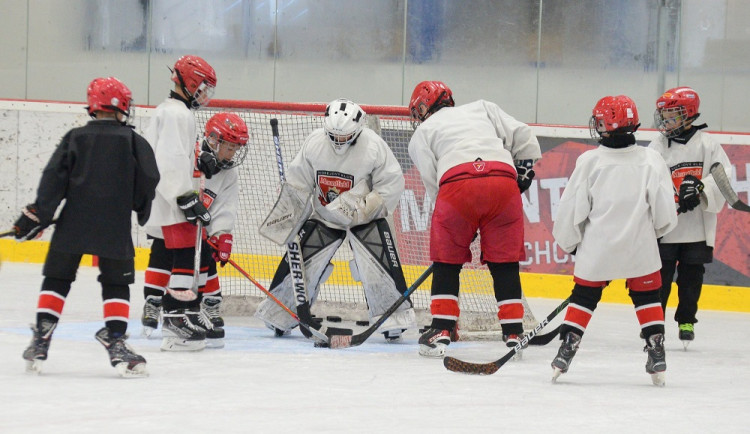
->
429;262;462;330
674;263;704;324
630;289;665;339
144;266;169;299
560;283;603;337
102;284;130;336
36;277;72;328
658;259;677;312
487;262;524;335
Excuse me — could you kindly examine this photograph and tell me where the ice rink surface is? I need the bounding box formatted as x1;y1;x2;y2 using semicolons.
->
1;262;748;434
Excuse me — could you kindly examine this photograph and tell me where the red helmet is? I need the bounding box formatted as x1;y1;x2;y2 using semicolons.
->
589;95;639;137
172;55;217;108
409;81;454;123
654;87;700;138
86;77;133;121
203;112;249;169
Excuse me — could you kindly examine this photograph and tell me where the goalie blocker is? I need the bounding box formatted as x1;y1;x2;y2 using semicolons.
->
255;218;416;340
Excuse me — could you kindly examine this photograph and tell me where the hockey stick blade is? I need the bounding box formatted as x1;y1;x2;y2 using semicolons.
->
443;297;570;375
1;230;16;238
328;265;434;349
710;162;750;212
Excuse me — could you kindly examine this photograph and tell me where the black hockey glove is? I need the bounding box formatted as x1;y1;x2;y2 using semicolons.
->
677;175;704;213
197;151;221;179
13;204;44;240
515;159;536;193
177;192;211;225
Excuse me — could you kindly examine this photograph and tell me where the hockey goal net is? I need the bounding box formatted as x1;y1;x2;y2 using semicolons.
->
195;99;538;336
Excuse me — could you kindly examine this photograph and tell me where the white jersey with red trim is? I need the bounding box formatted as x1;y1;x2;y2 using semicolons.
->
407;100;541;201
648;129;731;246
553;145;677;281
285;128;404;229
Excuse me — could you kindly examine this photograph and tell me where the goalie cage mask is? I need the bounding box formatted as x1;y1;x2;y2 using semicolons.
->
324;99;365;155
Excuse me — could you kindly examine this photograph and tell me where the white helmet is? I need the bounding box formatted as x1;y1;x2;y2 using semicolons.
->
324;98;365;155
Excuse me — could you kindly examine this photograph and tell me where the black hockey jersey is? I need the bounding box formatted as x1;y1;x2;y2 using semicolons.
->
32;119;160;259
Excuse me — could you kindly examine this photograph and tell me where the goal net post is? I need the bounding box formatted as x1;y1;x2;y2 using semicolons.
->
195;99;538;337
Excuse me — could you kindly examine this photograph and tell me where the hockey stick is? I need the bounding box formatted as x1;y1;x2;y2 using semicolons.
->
1;230;15;238
443;297;570;375
269;118;352;341
327;264;434;349
710;162;750;212
207;240;334;343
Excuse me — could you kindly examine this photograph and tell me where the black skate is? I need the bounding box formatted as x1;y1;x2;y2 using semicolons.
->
188;309;225;349
201;295;224;328
95;327;148;378
503;333;523;361
678;323;694;350
551;331;582;382
161;309;207;352
22;319;57;374
418;328;451;358
141;295;162;338
644;333;666;386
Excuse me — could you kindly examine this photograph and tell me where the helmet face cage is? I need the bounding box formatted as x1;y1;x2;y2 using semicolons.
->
324;99;365;155
409;81;454;126
654;106;689;138
86;77;134;125
172;55;217;109
203;113;249;169
589;95;639;138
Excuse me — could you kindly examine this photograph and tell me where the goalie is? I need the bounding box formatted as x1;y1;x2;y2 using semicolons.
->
256;98;415;342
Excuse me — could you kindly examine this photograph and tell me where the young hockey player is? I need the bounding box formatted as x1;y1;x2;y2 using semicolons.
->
142;55;218;352
551;95;677;386
407;81;541;358
16;77;159;377
141;112;249;349
649;87;732;348
255;98;415;342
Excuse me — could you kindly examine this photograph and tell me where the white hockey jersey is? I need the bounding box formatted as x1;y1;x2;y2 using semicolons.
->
407;100;542;201
648;129;731;247
553;145;678;282
143;98;199;232
286;128;405;229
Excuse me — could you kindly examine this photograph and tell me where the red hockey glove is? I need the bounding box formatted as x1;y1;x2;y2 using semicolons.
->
210;233;233;266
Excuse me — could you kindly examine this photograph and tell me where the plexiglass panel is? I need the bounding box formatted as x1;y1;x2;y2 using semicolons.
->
0;0;29;99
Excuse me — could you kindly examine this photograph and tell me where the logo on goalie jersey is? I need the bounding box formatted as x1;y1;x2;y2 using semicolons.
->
317;171;354;205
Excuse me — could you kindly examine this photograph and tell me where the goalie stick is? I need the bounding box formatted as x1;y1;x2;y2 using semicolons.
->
710;162;750;212
443;297;570;375
269;118;352;342
326;264;434;349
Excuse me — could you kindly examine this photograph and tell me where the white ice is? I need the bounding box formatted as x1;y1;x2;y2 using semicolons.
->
1;262;748;434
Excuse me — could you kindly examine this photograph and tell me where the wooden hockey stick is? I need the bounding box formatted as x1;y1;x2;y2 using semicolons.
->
327;264;434;349
269;118;352;342
443;297;570;375
710;162;750;212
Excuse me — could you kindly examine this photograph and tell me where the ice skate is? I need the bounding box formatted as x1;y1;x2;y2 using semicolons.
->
418;328;451;358
551;331;581;382
189;309;225;349
503;334;523;361
161;310;207;352
382;329;406;344
22;320;57;374
95;327;148;378
201;295;224;328
678;323;694;350
644;333;666;387
141;295;162;338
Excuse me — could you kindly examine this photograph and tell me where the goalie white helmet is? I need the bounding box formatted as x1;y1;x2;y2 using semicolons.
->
324;99;365;155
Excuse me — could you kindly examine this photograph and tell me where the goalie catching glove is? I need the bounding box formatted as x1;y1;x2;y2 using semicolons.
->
209;233;232;266
515;159;535;194
177;192;211;225
326;182;385;227
677;175;704;213
13;204;46;240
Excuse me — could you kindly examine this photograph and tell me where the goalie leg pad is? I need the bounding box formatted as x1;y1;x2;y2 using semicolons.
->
255;220;345;333
349;219;416;332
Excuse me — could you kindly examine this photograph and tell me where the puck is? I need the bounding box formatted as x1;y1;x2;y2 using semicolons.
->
325;315;342;322
355;320;370;326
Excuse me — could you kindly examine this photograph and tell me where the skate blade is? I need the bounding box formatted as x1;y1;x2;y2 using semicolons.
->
650;372;666;387
141;326;157;339
25;360;43;375
160;338;206;352
551;367;564;383
510;350;523;362
205;338;225;349
115;362;149;378
418;346;446;358
682;340;691;351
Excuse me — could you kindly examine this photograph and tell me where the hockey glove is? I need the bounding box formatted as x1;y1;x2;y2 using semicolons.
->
677;175;704;213
209;233;233;266
13;204;45;240
177;192;211;225
197;151;221;179
515;159;535;194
